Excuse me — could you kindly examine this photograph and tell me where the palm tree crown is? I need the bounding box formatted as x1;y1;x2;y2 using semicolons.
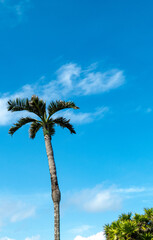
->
8;95;79;137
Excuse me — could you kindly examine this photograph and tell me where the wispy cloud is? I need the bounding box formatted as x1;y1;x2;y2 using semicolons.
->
0;236;40;240
0;0;31;27
0;63;124;126
114;187;145;193
0;191;52;237
10;206;35;223
65;184;147;213
0;192;51;239
0;238;15;240
25;235;40;240
36;63;125;100
78;69;124;95
51;63;125;97
0;196;36;228
57;63;81;93
67;185;122;212
54;107;109;124
70;225;93;235
74;231;105;240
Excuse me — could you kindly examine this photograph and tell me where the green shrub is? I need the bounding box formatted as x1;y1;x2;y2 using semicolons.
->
104;208;153;240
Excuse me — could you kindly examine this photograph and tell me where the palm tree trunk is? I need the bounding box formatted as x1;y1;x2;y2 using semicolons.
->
54;201;60;240
44;134;61;240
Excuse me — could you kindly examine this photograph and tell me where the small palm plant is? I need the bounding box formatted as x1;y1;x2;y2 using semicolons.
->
7;95;79;240
104;208;153;240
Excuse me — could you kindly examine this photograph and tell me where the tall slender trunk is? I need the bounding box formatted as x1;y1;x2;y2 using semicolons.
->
44;134;61;240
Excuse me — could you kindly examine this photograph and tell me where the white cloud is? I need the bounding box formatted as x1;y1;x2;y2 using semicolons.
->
70;225;93;234
67;185;121;212
53;63;125;96
114;187;145;193
74;231;105;240
10;206;35;223
25;235;40;240
0;192;51;231
66;185;147;213
57;63;81;91
0;63;124;126
78;70;124;95
0;238;15;240
0;235;40;240
0;196;36;228
54;107;109;124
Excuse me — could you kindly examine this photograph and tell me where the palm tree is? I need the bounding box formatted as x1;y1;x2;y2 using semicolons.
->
7;95;79;240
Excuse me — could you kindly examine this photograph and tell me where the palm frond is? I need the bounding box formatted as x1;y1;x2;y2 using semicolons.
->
43;122;55;136
29;121;42;139
48;123;55;136
8;117;37;136
8;96;46;119
29;95;46;119
47;100;79;118
8;98;29;111
53;117;76;134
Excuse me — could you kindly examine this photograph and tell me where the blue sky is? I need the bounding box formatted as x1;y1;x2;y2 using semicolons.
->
0;0;153;239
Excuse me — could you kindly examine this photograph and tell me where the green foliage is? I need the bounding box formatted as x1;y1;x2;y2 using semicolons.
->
9;117;37;136
8;97;45;119
47;100;79;118
29;121;42;139
104;208;153;240
53;117;76;134
8;95;79;138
